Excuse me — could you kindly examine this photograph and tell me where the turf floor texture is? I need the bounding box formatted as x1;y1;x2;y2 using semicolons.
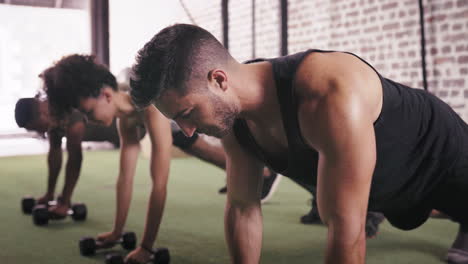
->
0;150;459;264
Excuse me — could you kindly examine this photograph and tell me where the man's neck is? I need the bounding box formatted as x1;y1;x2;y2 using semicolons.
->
235;62;280;125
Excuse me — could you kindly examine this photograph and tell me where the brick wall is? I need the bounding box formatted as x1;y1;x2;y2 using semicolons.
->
178;0;468;120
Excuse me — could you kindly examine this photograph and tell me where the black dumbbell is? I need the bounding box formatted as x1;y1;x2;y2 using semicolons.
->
21;196;36;214
32;203;87;226
21;196;58;214
79;232;137;256
105;248;170;264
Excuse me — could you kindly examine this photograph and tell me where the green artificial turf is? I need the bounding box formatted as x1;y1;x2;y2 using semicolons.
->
0;150;458;263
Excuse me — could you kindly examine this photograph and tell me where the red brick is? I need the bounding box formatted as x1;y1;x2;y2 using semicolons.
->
440;24;450;31
454;9;468;19
443;79;465;88
347;29;361;36
444;1;454;9
439;91;449;97
347;10;359;17
427;80;439;88
364;25;379;33
399;41;409;48
452;24;463;31
404;20;418;28
457;0;468;8
382;22;400;31
412;61;421;68
446;33;468;42
427;14;447;23
382;2;398;10
459;56;468;64
364;6;378;15
442;46;452;54
435;57;456;64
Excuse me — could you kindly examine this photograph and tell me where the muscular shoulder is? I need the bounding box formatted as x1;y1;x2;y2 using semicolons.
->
294;52;382;120
295;52;380;98
293;52;383;148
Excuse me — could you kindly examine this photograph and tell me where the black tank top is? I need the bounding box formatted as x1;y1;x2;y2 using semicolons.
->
233;49;465;229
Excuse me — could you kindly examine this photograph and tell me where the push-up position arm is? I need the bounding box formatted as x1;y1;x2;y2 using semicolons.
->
139;106;172;249
45;129;63;200
297;53;378;264
61;121;85;205
222;132;265;264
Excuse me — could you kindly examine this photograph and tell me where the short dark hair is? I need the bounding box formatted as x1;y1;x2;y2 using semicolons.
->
130;24;232;108
15;98;40;128
42;54;117;118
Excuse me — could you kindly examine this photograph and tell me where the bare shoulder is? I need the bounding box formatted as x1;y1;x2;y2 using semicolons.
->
294;51;382;121
294;51;383;149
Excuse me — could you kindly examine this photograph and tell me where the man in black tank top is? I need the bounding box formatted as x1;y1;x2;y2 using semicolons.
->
131;24;468;264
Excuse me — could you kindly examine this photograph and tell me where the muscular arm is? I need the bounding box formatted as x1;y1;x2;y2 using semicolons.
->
140;106;172;249
222;132;264;264
297;53;379;264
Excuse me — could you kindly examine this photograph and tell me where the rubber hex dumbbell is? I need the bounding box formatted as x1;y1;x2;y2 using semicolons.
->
32;203;87;226
79;232;137;256
21;196;57;214
105;248;170;264
21;196;36;214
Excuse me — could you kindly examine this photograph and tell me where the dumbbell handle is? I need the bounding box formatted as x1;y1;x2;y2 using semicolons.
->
95;237;125;249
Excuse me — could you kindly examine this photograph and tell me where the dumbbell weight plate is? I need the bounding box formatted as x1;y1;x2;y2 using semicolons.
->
153;248;170;264
79;237;96;256
22;197;36;214
32;205;49;226
71;203;87;221
121;232;137;250
105;253;124;264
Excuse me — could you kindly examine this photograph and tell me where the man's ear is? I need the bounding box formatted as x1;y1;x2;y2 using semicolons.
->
209;69;228;92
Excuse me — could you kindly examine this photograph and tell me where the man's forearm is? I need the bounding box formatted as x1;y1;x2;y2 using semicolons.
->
185;138;226;170
225;201;262;264
140;185;167;248
325;231;366;264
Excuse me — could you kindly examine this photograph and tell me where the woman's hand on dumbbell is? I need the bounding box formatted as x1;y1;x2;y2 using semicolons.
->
97;231;122;248
125;247;153;264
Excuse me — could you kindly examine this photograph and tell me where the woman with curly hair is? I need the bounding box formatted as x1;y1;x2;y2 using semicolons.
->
43;54;172;263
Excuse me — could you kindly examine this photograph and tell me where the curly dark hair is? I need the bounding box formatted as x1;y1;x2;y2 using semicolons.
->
130;24;232;108
41;54;117;118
